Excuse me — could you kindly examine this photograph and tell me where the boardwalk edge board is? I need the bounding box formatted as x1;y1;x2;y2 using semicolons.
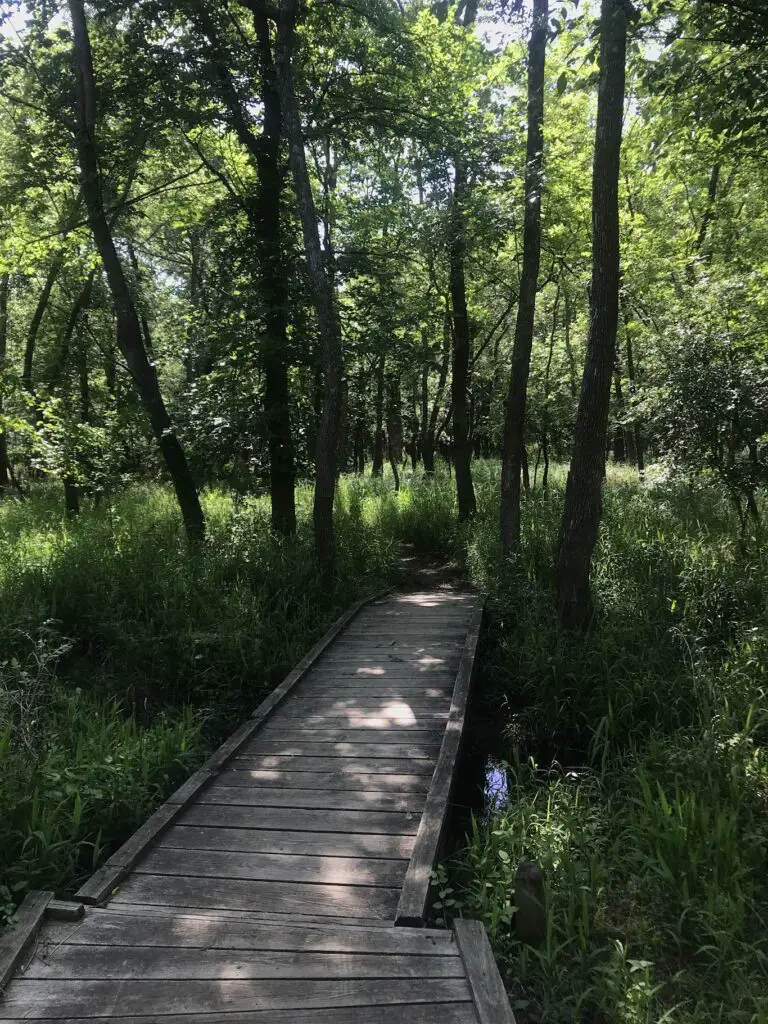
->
0;890;52;991
74;591;388;906
395;599;486;928
454;919;517;1024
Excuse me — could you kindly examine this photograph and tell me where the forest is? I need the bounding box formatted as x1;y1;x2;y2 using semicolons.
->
0;0;767;1020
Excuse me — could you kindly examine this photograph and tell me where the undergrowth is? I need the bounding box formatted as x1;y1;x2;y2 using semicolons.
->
0;478;401;911
1;464;766;1024
434;462;768;1024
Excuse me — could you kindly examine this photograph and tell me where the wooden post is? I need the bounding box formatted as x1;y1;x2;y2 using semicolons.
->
514;860;547;944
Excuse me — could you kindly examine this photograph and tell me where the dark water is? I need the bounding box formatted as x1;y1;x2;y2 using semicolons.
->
443;680;513;854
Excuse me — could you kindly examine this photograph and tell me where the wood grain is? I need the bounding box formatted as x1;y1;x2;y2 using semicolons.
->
454;919;516;1024
396;600;485;926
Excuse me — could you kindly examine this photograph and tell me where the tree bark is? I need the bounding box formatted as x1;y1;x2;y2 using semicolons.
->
69;0;205;544
253;7;297;535
0;272;10;492
500;0;548;555
23;259;62;403
372;354;385;476
273;0;343;575
196;4;297;535
449;157;476;521
554;0;628;629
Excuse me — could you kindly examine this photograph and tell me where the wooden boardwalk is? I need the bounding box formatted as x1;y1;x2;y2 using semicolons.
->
0;590;515;1023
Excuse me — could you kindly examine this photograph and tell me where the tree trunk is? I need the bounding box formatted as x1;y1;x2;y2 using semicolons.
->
68;0;205;545
196;4;297;535
387;373;403;493
48;269;96;389
23;259;62;408
554;0;628;630
500;0;548;555
372;354;385;476
274;0;343;576
449;158;476;521
612;371;627;462
253;8;297;535
0;272;10;492
625;332;644;476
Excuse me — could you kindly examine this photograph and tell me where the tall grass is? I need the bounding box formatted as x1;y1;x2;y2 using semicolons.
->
428;462;768;1024
0;478;402;912
1;464;766;1024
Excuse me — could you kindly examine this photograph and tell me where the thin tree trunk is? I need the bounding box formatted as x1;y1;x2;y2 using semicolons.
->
625;331;644;476
69;0;205;544
0;272;10;492
554;0;628;630
562;284;578;398
500;0;548;554
449;157;476;521
274;0;343;575
372;354;385;476
23;259;62;402
48;269;96;389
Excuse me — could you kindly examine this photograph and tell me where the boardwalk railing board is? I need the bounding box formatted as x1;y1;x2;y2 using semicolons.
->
0;890;52;991
74;591;387;906
395;599;486;927
454;919;517;1024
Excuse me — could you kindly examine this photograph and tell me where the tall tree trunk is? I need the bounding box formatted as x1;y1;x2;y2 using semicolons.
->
625;332;644;476
554;0;628;629
372;354;385;476
274;0;343;575
449;158;476;521
500;0;548;554
253;7;296;535
69;0;205;544
0;272;10;492
48;269;96;389
387;373;403;493
23;259;62;406
196;4;297;535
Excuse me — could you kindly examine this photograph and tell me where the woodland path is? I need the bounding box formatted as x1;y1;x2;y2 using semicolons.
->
0;588;515;1023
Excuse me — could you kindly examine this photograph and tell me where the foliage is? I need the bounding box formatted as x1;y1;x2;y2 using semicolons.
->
433;466;768;1024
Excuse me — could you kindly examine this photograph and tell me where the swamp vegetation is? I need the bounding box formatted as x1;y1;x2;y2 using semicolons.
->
1;0;767;1021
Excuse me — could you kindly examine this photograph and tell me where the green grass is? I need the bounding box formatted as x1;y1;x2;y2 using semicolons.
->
1;464;766;1024
435;462;768;1024
0;478;402;913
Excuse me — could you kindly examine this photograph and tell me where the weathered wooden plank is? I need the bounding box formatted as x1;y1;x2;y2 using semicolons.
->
396;601;485;926
253;724;444;741
44;902;84;923
454;919;515;1024
1;977;473;1018
197;785;425;813
74;592;385;906
215;769;432;792
0;891;52;990
278;700;451;715
111;874;401;919
179;803;421;835
0;998;476;1024
25;946;465;982
100;904;397;929
295;685;454;698
246;740;441;759
40;907;456;954
231;755;436;777
163;824;416;860
139;847;407;888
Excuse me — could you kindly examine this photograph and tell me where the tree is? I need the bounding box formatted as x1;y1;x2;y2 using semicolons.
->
272;0;344;574
0;271;10;492
500;0;548;555
554;0;630;629
68;0;205;544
